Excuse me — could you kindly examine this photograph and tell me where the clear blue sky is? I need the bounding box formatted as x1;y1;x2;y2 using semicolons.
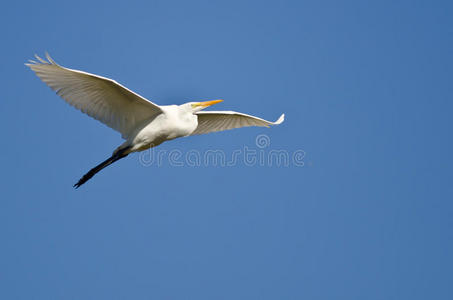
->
1;0;452;299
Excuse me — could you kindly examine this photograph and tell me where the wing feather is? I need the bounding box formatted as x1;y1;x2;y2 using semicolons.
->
192;111;284;135
26;53;162;138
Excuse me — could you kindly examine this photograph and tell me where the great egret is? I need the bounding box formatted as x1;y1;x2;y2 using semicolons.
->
26;54;285;188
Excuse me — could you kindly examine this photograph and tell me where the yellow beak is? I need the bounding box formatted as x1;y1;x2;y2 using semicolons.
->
195;99;223;108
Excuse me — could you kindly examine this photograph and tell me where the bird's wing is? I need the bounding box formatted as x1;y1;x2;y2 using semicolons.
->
191;111;284;135
26;53;162;139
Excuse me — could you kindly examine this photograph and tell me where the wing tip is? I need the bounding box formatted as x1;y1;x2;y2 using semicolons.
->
274;113;285;125
25;52;58;66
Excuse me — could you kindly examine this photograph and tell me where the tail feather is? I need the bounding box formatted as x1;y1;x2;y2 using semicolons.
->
73;149;129;189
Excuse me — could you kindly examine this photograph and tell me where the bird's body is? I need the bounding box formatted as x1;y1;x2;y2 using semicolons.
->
27;54;285;188
120;104;198;153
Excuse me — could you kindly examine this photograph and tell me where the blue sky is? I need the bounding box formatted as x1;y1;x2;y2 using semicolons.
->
1;0;452;299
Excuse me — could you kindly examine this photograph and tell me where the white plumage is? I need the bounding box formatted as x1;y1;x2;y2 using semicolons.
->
27;53;285;188
27;54;162;138
193;111;285;135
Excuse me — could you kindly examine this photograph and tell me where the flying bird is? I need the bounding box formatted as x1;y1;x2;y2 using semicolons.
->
26;54;285;188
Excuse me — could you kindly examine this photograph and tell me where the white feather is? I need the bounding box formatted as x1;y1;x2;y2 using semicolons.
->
192;111;285;135
26;54;162;138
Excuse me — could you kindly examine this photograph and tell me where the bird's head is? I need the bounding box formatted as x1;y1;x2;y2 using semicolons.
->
182;99;223;113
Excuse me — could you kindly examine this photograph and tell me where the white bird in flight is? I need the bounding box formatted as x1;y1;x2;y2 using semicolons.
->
27;54;285;188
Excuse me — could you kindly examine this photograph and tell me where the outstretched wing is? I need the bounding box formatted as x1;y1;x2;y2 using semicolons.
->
191;111;284;135
26;53;162;138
